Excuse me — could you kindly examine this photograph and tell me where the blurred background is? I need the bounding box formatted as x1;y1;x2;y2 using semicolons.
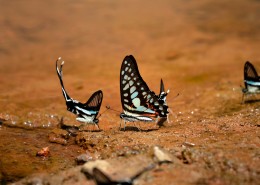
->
0;0;260;183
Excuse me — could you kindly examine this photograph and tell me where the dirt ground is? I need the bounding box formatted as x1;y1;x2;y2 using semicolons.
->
0;0;259;184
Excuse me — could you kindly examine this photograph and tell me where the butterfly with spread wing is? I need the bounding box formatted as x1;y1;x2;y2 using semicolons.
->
242;61;260;102
119;55;170;130
56;57;103;129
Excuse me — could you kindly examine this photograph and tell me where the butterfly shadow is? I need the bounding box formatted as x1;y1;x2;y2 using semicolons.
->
243;99;260;104
120;125;159;132
79;128;103;133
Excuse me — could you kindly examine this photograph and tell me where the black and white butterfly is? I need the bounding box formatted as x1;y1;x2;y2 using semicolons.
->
119;55;169;130
242;61;260;102
56;57;103;129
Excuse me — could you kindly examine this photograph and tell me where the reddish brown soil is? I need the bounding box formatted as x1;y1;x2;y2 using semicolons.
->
0;0;259;184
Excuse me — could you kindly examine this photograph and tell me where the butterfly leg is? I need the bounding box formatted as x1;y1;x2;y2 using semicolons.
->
136;122;141;131
241;93;245;104
168;108;174;123
96;124;101;131
79;124;83;131
167;114;170;123
119;119;122;131
123;120;126;131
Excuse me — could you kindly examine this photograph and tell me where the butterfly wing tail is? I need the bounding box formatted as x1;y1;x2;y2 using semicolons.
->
160;79;165;94
56;57;71;101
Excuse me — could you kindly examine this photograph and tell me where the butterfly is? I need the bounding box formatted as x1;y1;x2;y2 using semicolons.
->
242;61;260;102
119;55;169;130
56;57;103;129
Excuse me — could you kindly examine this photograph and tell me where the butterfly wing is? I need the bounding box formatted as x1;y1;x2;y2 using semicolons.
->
120;55;168;118
83;90;103;118
244;61;260;88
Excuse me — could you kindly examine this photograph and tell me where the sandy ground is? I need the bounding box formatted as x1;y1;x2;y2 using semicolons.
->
0;0;259;184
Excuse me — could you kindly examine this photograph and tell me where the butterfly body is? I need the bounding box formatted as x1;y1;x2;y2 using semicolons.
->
119;55;169;129
56;58;103;127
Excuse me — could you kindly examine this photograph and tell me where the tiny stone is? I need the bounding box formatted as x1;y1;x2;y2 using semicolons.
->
153;146;173;163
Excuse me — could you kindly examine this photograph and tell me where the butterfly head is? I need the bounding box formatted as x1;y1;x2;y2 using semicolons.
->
159;79;170;102
159;89;170;102
93;118;99;124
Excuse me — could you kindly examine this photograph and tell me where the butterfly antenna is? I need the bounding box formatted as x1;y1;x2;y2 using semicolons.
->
174;93;180;99
170;93;180;101
96;107;111;119
105;105;121;113
165;92;180;103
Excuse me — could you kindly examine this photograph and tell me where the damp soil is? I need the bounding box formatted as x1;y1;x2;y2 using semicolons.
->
0;0;259;184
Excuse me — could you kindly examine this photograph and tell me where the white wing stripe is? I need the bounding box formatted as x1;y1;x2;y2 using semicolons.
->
245;80;260;86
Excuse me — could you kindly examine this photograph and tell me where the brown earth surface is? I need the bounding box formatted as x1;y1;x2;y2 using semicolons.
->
0;0;259;184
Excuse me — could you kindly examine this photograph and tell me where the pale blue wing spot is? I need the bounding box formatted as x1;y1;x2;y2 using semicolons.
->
124;75;128;80
125;67;129;71
132;98;140;107
131;91;138;99
136;106;146;111
130;86;136;93
124;93;128;97
121;70;125;75
123;84;130;91
122;80;126;84
144;108;155;114
129;80;134;86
